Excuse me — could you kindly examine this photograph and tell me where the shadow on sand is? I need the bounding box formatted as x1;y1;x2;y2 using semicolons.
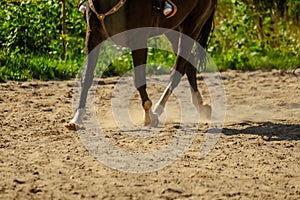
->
222;121;300;141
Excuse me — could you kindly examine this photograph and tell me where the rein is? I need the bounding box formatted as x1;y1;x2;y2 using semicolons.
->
88;0;127;38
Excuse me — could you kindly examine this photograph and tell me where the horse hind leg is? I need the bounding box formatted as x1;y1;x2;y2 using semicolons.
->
185;65;211;123
153;29;198;119
191;91;211;123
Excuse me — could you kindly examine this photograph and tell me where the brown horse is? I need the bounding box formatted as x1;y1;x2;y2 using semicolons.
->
66;0;217;129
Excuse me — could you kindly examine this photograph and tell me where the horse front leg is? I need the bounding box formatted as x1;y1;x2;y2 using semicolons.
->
66;30;101;130
131;48;158;126
151;32;179;118
152;65;183;116
153;32;187;118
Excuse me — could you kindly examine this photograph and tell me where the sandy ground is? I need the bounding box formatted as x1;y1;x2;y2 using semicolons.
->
0;70;299;199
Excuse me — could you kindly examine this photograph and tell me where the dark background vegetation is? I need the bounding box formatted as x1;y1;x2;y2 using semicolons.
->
0;0;299;81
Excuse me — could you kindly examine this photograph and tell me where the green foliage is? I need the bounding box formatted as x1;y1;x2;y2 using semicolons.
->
147;36;176;74
0;0;85;81
209;0;300;71
0;0;299;81
0;52;79;81
1;1;61;55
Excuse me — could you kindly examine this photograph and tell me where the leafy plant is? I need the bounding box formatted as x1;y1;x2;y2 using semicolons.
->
209;0;300;71
0;0;299;81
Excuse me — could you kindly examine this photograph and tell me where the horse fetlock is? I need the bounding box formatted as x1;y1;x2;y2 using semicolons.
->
70;108;86;125
143;100;152;111
153;103;165;116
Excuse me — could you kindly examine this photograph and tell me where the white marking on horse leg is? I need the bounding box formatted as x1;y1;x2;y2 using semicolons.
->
153;84;172;117
65;108;86;130
153;103;165;116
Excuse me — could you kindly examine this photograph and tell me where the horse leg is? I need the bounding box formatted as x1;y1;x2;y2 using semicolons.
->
153;62;184;116
156;8;214;122
66;28;102;129
185;63;211;123
153;33;190;117
131;48;158;126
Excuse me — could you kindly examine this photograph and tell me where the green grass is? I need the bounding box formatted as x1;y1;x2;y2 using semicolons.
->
1;44;299;82
0;52;81;81
0;0;299;81
211;50;300;71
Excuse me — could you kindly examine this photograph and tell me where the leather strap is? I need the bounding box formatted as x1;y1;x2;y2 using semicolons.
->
88;0;126;38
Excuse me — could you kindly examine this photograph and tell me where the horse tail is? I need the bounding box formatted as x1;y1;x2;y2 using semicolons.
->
195;0;217;72
197;0;217;49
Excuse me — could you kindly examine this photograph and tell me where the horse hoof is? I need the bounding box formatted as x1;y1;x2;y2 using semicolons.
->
66;108;86;130
199;104;211;123
65;122;77;130
144;115;151;126
144;114;159;127
150;112;159;127
144;100;152;126
65;122;85;130
143;100;159;127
